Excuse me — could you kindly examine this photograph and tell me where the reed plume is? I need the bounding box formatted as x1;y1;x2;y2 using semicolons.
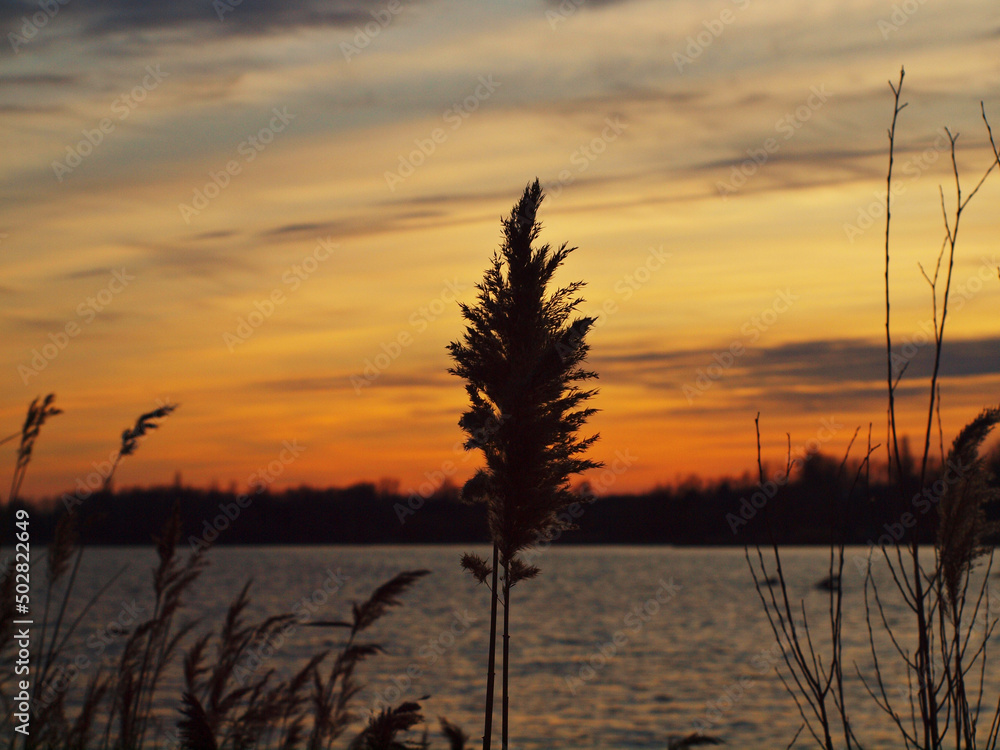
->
449;179;601;749
936;406;1000;614
351;701;424;750
4;393;61;505
306;570;430;750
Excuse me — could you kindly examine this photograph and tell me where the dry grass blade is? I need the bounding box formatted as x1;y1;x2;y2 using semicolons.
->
154;500;183;567
0;570;15;654
352;570;430;635
116;503;208;749
307;571;430;750
184;631;213;689
508;556;539;586
120;403;178;458
342;643;385;662
7;393;61;503
46;510;77;583
15;393;61;456
0;399;194;748
179;577;336;750
352;701;425;750
459;553;492;584
66;673;109;750
439;716;469;750
179;691;219;750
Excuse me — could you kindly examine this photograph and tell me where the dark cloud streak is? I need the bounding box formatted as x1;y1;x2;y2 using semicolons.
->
0;0;377;41
596;335;1000;390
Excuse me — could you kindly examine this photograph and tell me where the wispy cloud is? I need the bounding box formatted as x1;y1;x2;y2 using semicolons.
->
597;336;1000;392
3;0;999;495
0;0;376;40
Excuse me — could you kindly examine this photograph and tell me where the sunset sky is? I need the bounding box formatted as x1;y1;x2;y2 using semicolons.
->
2;0;999;500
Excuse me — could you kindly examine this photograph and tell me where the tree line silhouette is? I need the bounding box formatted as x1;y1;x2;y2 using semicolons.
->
8;448;998;548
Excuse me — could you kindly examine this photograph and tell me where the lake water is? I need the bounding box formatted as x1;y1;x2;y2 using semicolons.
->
32;545;1000;749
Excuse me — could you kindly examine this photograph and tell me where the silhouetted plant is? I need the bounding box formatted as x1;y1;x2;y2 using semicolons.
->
749;68;1000;750
0;395;467;750
448;179;601;749
4;393;61;506
0;396;183;750
305;570;430;750
176;569;432;750
350;701;424;750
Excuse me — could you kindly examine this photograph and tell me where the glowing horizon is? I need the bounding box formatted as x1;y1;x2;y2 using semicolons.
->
2;0;999;502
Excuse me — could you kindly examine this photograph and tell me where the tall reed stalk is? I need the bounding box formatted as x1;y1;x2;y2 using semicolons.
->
449;179;601;749
748;68;1000;749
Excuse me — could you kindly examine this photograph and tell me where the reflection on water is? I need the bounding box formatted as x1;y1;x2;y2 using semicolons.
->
41;545;999;749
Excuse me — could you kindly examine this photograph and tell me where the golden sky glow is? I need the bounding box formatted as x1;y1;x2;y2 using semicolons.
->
2;0;1000;499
